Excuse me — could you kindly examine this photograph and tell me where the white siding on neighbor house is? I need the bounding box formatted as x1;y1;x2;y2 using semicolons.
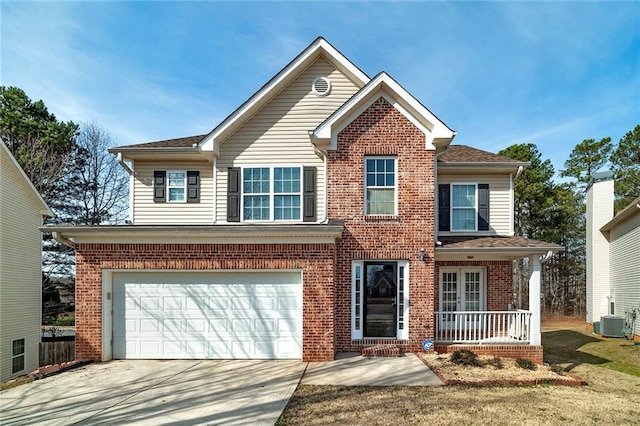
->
438;174;512;235
585;178;614;324
0;151;44;382
132;161;214;224
609;210;640;337
216;57;361;223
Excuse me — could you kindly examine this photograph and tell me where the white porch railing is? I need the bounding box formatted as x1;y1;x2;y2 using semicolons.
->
434;310;532;344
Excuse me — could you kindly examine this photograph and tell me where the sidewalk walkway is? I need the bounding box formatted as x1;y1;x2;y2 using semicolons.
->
302;353;443;386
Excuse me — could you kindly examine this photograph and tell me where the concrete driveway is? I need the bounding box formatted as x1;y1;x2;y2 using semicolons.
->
0;360;306;426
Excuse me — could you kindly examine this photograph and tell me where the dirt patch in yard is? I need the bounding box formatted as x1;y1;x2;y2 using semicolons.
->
417;353;585;386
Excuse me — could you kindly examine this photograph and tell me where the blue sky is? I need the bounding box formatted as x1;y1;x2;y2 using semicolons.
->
2;1;638;177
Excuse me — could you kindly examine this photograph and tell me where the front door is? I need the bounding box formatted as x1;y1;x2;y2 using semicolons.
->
364;262;397;337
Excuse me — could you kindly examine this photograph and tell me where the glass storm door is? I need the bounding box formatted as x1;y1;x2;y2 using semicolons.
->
364;262;397;338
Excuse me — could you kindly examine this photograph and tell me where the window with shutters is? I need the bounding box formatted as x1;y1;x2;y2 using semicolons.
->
451;183;477;231
439;183;489;232
167;171;186;202
227;165;315;223
154;170;200;203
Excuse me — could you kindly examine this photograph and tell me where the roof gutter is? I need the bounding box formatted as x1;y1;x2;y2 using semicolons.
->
52;231;75;249
116;152;135;176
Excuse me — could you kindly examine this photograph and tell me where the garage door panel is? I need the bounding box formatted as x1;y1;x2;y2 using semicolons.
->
113;272;302;359
140;319;160;332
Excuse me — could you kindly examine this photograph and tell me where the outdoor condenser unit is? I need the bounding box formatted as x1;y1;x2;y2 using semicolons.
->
600;316;625;338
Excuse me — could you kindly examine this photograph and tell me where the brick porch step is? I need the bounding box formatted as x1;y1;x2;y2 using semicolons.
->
361;344;402;357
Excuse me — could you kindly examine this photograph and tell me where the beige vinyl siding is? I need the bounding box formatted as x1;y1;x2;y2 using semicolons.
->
216;57;361;222
585;179;614;323
439;174;512;235
0;150;43;382
609;211;640;337
132;161;214;224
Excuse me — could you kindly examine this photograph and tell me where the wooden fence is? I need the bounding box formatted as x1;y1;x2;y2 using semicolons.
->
40;341;75;366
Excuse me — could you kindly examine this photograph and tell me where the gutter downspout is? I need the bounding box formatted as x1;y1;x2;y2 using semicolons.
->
434;148;448;246
116;152;135;176
309;130;329;224
52;232;75;249
313;146;329;224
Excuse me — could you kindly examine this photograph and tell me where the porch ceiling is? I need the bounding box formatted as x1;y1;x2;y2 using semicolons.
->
435;235;563;261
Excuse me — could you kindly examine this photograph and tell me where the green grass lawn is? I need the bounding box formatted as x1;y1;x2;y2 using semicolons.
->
542;319;640;377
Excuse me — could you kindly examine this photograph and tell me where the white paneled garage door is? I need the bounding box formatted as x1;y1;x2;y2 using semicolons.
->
112;272;302;359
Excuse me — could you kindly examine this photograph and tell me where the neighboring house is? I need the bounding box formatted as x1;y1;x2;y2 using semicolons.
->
586;172;640;338
45;37;561;364
0;141;53;382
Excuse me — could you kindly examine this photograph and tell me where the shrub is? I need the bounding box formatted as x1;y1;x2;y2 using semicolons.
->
450;349;481;367
516;358;537;370
53;316;75;327
485;356;504;369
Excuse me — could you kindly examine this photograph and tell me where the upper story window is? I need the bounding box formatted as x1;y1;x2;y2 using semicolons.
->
365;157;397;215
242;166;302;221
439;183;489;232
228;166;316;223
451;184;477;231
168;171;186;202
153;170;200;203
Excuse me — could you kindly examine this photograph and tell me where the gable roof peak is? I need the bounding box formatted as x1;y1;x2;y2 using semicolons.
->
198;37;370;155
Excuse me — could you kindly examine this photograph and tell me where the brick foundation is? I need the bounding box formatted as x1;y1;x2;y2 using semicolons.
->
434;344;544;365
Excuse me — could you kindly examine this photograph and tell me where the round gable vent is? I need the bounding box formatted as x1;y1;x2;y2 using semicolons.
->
312;76;331;96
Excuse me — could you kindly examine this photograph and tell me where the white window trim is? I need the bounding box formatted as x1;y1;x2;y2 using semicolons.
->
11;337;26;374
364;156;398;216
438;267;486;312
240;165;304;223
450;182;478;232
167;170;187;203
351;260;409;340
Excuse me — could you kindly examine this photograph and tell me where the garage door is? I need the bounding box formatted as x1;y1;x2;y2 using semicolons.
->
112;272;302;359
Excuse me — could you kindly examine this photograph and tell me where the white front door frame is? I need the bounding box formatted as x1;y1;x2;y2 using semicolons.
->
351;260;409;340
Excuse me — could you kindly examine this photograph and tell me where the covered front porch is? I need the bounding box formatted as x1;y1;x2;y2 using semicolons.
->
434;236;563;363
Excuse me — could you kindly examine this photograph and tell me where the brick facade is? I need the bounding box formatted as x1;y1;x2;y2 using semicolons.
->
328;97;436;353
74;243;335;362
73;97;542;364
435;260;514;311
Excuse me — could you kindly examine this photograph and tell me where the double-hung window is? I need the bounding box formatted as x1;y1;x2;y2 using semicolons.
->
365;157;396;215
12;338;25;374
167;171;186;202
439;183;489;232
154;170;200;203
451;184;477;231
242;166;301;221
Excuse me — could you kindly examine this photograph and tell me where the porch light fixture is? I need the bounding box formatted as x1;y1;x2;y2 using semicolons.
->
419;247;427;262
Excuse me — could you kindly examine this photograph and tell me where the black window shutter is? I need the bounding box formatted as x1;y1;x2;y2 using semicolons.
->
303;166;317;222
227;168;240;222
438;184;450;231
154;171;166;203
187;171;200;203
478;184;490;231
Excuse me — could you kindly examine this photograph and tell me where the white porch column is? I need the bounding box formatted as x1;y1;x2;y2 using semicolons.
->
528;255;542;345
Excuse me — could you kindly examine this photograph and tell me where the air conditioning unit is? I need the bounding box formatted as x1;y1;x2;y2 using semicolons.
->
600;316;624;338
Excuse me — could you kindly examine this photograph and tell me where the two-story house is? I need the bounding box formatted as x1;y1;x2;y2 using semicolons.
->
46;38;561;364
